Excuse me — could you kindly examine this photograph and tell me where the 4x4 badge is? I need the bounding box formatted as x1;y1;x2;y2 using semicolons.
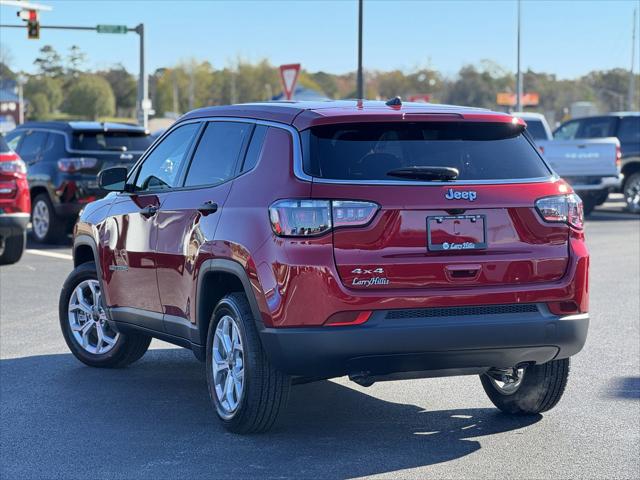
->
445;188;477;201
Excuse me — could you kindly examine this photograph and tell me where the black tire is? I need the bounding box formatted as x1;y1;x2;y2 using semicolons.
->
59;262;151;368
480;358;570;414
623;172;640;214
581;196;596;216
0;231;26;265
206;292;290;434
31;193;67;244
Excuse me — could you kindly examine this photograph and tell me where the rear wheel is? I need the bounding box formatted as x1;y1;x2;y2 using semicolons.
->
0;231;26;265
59;262;151;368
206;292;290;433
581;195;596;216
623;172;640;214
480;359;570;414
31;193;67;244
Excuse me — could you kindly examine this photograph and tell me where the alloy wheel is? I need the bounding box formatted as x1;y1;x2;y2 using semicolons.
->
68;279;119;355
212;315;245;418
625;176;640;214
32;199;50;240
486;367;526;395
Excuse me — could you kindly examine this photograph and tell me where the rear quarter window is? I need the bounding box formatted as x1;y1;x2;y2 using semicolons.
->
302;122;551;181
72;131;152;152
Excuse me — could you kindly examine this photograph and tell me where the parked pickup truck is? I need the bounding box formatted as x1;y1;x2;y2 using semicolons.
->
554;113;640;214
515;113;621;214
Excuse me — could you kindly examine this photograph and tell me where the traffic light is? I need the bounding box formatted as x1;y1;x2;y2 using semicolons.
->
26;10;39;40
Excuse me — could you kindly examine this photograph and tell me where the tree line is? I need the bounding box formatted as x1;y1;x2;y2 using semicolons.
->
1;45;638;124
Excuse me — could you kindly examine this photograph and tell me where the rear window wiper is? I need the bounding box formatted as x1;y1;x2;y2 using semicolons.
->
386;166;459;181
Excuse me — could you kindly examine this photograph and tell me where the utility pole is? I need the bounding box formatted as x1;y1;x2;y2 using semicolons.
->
356;0;364;100
135;23;148;129
629;8;637;110
515;0;523;112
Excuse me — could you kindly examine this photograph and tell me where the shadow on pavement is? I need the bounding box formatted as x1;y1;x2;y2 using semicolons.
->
608;376;640;400
0;349;541;479
587;211;639;222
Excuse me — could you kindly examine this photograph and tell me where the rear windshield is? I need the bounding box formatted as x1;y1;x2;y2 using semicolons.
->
72;131;152;152
302;122;551;181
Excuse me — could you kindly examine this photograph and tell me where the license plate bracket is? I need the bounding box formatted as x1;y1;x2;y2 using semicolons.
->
427;214;487;251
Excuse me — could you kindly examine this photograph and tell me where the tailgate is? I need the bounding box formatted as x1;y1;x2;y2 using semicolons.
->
317;183;570;291
538;138;619;177
304;119;569;291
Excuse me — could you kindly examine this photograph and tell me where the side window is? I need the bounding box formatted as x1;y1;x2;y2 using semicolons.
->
17;131;49;163
4;130;23;151
618;117;640;143
241;125;268;172
134;123;199;191
42;133;66;160
554;121;579;140
576;117;615;138
184;122;252;187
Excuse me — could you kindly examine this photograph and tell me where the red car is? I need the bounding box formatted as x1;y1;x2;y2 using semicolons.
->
58;101;589;433
0;136;30;265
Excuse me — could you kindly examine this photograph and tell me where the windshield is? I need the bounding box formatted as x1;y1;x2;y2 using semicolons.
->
302;122;551;181
72;131;152;152
524;120;548;141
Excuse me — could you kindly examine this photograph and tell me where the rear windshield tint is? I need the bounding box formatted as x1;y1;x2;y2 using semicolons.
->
302;122;551;181
72;131;152;152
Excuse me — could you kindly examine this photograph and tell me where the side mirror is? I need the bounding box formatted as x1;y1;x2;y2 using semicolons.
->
98;167;128;192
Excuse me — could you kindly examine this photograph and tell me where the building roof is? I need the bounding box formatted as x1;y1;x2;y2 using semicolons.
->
179;100;518;131
0;88;20;103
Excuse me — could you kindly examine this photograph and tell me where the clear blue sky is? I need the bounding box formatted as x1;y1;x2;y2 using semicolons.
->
1;0;638;78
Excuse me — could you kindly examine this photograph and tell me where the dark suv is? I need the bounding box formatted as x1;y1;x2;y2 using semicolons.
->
5;121;152;243
59;101;589;433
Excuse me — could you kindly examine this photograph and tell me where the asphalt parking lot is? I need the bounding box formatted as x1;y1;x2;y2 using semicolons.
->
1;197;638;480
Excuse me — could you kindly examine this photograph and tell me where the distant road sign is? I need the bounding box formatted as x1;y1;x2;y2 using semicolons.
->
497;92;539;107
279;64;301;101
96;24;128;34
407;94;431;103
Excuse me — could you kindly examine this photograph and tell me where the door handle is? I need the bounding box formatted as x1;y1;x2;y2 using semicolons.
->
197;201;218;216
140;205;158;218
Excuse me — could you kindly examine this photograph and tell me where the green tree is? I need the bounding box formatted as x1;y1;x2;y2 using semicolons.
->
66;45;87;78
34;45;63;78
98;65;137;112
64;75;115;119
28;93;50;120
24;76;63;113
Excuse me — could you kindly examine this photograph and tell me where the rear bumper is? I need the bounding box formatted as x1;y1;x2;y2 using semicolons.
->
567;175;622;192
259;305;589;378
0;213;29;236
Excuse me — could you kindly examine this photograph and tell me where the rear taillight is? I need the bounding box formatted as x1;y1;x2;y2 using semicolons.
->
535;194;584;229
0;158;27;175
269;199;379;237
57;157;98;173
615;145;622;169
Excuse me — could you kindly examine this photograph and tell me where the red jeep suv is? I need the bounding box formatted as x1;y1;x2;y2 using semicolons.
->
0;135;29;265
59;101;589;433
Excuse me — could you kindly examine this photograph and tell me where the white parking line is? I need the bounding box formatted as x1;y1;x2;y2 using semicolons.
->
25;249;73;261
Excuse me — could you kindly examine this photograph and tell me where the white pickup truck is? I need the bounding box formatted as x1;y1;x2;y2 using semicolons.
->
515;113;621;214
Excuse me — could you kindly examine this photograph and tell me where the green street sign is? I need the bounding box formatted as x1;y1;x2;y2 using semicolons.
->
96;24;128;34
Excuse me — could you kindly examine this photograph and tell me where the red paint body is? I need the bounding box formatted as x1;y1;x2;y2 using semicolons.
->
0;152;31;215
74;101;589;370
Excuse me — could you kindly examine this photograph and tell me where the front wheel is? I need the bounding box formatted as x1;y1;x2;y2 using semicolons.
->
59;262;151;368
206;293;290;434
0;231;26;265
480;358;570;414
623;172;640;214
